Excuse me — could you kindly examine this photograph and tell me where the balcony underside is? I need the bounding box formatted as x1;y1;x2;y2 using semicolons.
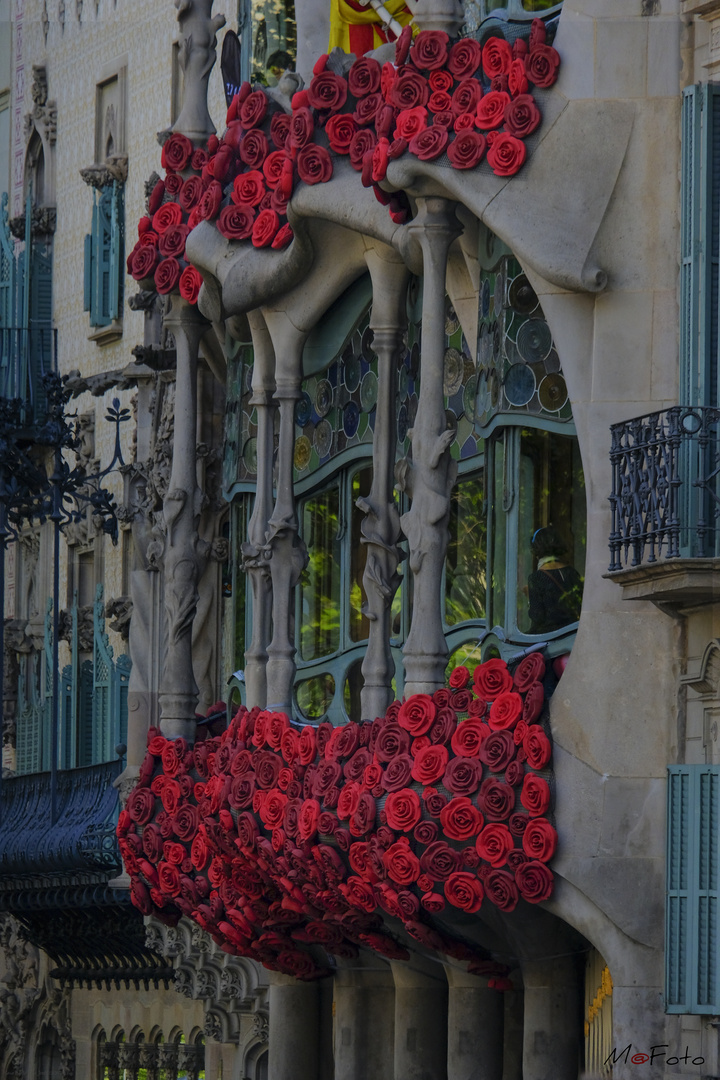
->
605;558;720;613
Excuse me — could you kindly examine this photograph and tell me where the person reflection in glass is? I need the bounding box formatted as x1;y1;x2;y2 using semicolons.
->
527;526;583;634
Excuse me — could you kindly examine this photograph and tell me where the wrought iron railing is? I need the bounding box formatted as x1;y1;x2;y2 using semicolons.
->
609;406;720;571
0;327;57;426
0;758;122;884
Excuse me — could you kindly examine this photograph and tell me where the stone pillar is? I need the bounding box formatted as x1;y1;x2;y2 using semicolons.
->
267;972;320;1080
333;956;395;1080
502;990;524;1080
158;298;208;740
445;965;504;1080
171;0;226;142
360;247;408;721
411;0;463;34
400;198;462;695
262;315;308;715
392;961;448;1080
241;311;277;709
520;956;581;1080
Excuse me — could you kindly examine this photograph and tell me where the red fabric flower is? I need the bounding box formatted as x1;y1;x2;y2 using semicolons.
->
440;796;482;842
474;659;513;700
513;652;546;692
397;695;436;737
411;744;448;785
477;778;515;822
240;128;269;168
155;257;181;295
509;58;529;97
443;755;482;796
449;666;469;690
525;44;561;89
217;202;255;241
161;132;193;171
326;114;359;154
354;93;383;127
152;202;182;234
522;682;545;724
158;224;189;259
484;869;519;911
271;224;293;250
487;132;527;177
389;70;430;111
515;859;554;903
410;30;450;71
130;244;159;281
520;774;550;817
297;798;322;842
523;727;551;770
447;130;487;170
488;691;522;731
252;209;280;248
381;753;413;792
505;760;525;787
476;91;511;131
179;176;204;212
349;129;377;171
239;89;268;129
450;717;487;758
308;71;348;112
179;265;203;305
448;38;482;80
395;24;412;66
476;823;513;868
270;112;291;150
522;818;557;862
504;94;542;138
297;144;333;185
478;730;515;772
232;170;266;207
382;839;421;885
384;788;421;832
445;871;483;912
482;37;512;79
428;91;452;115
198;181;223;221
429;69;454;93
395;106;428;142
349;56;381;97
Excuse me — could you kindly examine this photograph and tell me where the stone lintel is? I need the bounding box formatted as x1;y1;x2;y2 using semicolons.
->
604;558;720;612
682;0;720;16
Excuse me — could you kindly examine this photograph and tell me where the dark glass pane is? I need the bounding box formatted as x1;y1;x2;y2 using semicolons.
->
296;673;336;720
517;429;586;635
349;467;373;642
343;659;364;722
251;0;297;85
300;486;341;660
446;473;487;626
489;440;507;629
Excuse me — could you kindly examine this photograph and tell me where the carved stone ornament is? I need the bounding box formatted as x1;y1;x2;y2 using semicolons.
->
79;156;128;189
9;206;57;239
25;66;57;146
172;0;227;142
105;596;132;639
252;1012;269;1044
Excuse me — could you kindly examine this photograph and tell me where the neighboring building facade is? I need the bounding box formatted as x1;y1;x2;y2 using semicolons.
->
3;0;720;1078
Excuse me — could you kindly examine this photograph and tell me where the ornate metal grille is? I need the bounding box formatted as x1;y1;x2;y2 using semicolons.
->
609;406;720;570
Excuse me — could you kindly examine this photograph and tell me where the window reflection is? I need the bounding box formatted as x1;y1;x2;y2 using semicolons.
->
446;473;487;625
349;467;372;643
251;0;297;85
296;673;335;720
300;486;341;661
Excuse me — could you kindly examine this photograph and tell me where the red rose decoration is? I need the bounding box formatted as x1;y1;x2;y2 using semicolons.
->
421;891;445;913
179;265;203;305
127;786;156;825
474;659;513;700
389;71;430;111
233;170;266;207
191;148;209;170
337;781;362;820
349;792;376;836
447;129;487;170
384;788;421;832
487;132;527;177
478;730;515;772
484;869;519;912
155;257;181;295
509;58;529;97
505;760;524;787
382;839;421;885
307;71;348;112
476;91;511;131
414;820;439;846
198;181;223;221
476;823;513;868
239;89;268;129
297;144;333;185
164;172;183;197
260;789;288;830
217;203;255;241
397;695;436;737
515;859;554;903
418;839;458;882
482;36;512;79
349;129;377;171
348;56;381;97
395;106;428;142
520;774;551;818
151;202;182;235
395;24;412;66
270;112;291;150
381;753;413;792
452;78;482;116
488;691;522;731
290;107;314;151
522;682;545;724
179;176;204;212
525;44;560;89
429;70;453;93
158;224;189;259
440;796;482;842
428;91;452;115
523;727;551;770
411;744;448;785
298;798;322;841
445;871;483;913
272;224;293;250
374;721;410;761
448;38;482;80
443;755;482;796
298;726;318;765
130;244;159;282
450;718;487;758
354;93;383;127
161;132;193;171
410;30;449;72
504;94;541;138
239;128;269;169
522;818;557;862
477;778;515;822
513;652;546;692
326;114;359;154
449;666;469;690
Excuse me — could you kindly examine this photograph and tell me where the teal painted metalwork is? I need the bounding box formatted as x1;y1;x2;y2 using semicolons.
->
84;182;124;327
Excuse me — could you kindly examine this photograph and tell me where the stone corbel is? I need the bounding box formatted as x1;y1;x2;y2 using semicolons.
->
79;155;128;189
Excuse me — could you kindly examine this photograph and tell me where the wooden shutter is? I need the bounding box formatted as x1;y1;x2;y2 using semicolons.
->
666;765;720;1013
108;182;123;322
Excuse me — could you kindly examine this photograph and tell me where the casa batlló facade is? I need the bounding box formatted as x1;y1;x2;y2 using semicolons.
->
1;0;719;1078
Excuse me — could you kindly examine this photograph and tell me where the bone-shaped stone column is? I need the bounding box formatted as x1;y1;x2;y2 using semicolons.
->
401;198;461;695
240;311;277;709
262;313;309;715
359;247;408;721
158;297;207;740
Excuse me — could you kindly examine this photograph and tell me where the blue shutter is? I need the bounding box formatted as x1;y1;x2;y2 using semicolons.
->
667;765;720;1013
83;233;93;313
108;182;124;322
78;659;94;766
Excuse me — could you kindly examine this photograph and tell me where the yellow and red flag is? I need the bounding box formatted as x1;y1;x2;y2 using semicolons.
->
328;0;414;57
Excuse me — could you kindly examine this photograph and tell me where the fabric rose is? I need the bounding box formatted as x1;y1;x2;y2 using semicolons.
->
508;811;529;838
208;143;235;182
479;730;515;772
382;839;421;885
354;93;383;127
190;830;209;871
298;726;317;765
297;144;333;185
271;112;291;150
445;871;483;913
198;181;223;221
447;130;487;170
259;789;288;830
505;759;525;787
349;791;376;836
418;838;459;881
423;786;448;817
297;798;322;842
308;71;348;112
515;859;554;903
395;106;428;142
449;666;469;690
487;131;527;176
522;817;557;862
130;244;159;281
410;30;449;71
290;107;315;150
451;79;482;119
522;682;545;723
513;719;528;747
349;129;377;171
271;223;293;249
389;70;430;111
349;56;381;97
443;755;482;796
408;125;448;161
218;203;255;240
414;820;439;845
476;91;511;131
313;760;341;798
450;718;487;758
127;785;156;826
233;170;266;207
254;751;282;789
239;89;267;129
484;868;519;911
476;823;514;868
179;265;203;305
161;132;193;171
411;744;448;785
179;176;203;212
155;257;181;295
482;36;512;79
474;659;513;700
504;94;541;138
429;707;456;746
398;695;436;737
395;24;412;66
488;691;522;731
375;722;411;761
326;114;358;154
440;796;482;842
252;209;280;248
343;747;371;782
381;753;413;792
523;727;551;770
152;202;183;235
477;778;515;822
384;788;421;832
520;774;551;817
513;652;546;692
448;37;482;80
509;58;529;97
158;224;189;259
240;128;269;168
428;90;452;115
525;44;561;89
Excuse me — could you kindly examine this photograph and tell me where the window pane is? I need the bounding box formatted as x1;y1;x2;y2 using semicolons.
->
489;440;507;629
349;467;372;643
445;473;487;625
300;486;341;660
343;659;364;721
296;673;335;720
251;0;297;85
517;429;585;635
